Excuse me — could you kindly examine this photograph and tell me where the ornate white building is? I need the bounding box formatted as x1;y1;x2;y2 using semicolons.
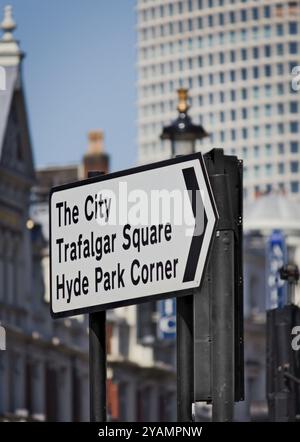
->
0;6;89;422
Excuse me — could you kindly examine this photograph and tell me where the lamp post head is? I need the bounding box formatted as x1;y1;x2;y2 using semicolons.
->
160;88;208;157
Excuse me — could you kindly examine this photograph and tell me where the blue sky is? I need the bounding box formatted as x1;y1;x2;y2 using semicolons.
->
0;0;136;172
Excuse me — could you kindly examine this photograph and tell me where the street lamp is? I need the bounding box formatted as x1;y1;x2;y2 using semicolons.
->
160;88;209;422
160;88;208;156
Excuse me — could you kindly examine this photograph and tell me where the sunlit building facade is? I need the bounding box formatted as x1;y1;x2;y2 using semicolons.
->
137;0;300;200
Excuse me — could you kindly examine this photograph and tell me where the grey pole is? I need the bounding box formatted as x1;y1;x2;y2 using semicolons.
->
209;155;236;422
177;292;194;421
88;170;107;422
211;229;235;421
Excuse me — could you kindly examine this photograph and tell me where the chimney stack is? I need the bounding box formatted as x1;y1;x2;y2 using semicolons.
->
82;130;109;178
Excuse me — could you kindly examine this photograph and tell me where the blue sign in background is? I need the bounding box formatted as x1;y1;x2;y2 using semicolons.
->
158;299;176;340
266;229;287;310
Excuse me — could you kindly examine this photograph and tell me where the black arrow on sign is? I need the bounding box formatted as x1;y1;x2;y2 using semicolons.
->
182;167;207;283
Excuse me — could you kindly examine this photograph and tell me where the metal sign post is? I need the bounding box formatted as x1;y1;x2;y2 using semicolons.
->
88;171;106;422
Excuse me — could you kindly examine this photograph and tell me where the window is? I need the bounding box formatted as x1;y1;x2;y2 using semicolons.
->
291;161;299;173
230;50;235;62
278;143;284;154
252;7;258;20
277;103;284;115
208;15;213;27
290;102;298;113
220;111;225;122
231;109;236;120
277;63;284;75
209;74;214;85
289;22;298;34
242;147;248;158
253;86;259;98
277;84;284;95
220;91;225;103
178;1;183;13
265;105;271;116
265;125;272;137
220;130;225;142
291;122;299;133
231;129;236;140
198;75;203;87
265;144;272;155
178;21;183;33
209;93;214;104
241;10;247;22
230;90;236;101
265;65;271;77
220;72;225;83
254;165;260;177
169;3;174;16
230;11;235;23
242;108;247;119
188;0;193;12
241;29;247;41
252;26;259;40
242;128;248;139
265;164;272;176
289;42;298;54
219;13;224;26
277;43;284;55
253;106;259;118
253;66;259;79
188;19;193;31
219;52;224;64
198;17;203;29
266;184;272;193
291;181;299;193
278;123;284;134
198;95;203;106
230;31;236;42
264;45;271;57
278;163;285;174
241;49;247;60
254;145;259;158
264;25;271;38
209;54;213;65
242;88;247;99
198;56;203;67
241;68;247;80
253;47;259;59
254;126;260;138
264;5;271;18
276;24;283;36
230;70;236;82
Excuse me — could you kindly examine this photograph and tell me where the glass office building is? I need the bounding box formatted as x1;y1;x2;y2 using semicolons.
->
137;0;300;200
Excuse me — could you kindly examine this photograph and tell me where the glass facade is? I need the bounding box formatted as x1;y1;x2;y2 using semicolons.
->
137;0;300;200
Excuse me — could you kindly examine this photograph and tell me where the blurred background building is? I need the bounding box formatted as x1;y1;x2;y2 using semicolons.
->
136;0;300;421
137;0;300;202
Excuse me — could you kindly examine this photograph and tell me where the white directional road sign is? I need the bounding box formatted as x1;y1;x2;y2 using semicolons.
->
49;153;218;318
